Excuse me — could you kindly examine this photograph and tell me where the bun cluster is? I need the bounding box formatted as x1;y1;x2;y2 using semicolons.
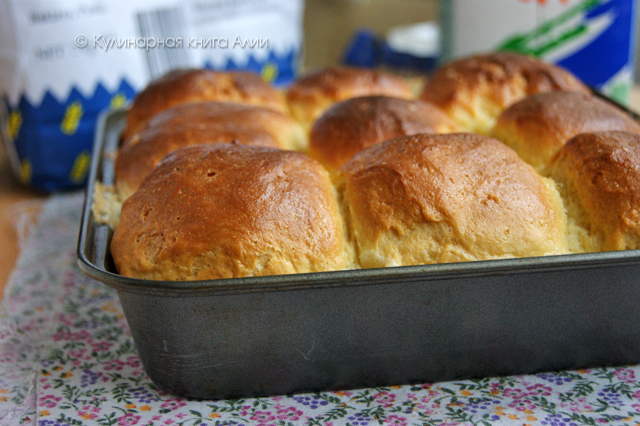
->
107;55;640;281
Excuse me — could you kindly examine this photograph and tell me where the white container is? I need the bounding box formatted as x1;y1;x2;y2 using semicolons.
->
440;0;637;104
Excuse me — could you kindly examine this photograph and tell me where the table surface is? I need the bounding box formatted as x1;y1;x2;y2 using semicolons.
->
6;185;640;426
0;148;46;298
1;88;640;300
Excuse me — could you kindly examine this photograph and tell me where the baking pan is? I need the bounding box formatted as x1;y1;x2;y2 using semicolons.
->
78;104;640;400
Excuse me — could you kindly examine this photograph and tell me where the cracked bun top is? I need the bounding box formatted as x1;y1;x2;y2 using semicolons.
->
286;67;413;130
122;68;287;141
308;96;461;173
493;91;640;170
419;52;590;135
111;143;351;280
336;132;568;268
115;102;306;199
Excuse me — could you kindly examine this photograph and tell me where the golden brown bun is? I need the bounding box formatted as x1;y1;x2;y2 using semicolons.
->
122;69;287;141
115;102;306;199
286;67;413;130
336;133;568;268
111;143;352;280
308;96;461;173
419;52;590;135
547;131;640;252
493;92;640;170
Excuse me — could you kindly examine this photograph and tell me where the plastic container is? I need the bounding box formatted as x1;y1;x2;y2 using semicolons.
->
440;0;637;104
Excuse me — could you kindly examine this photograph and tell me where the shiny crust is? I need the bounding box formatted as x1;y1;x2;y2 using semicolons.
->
286;67;413;129
308;96;461;172
419;52;590;135
494;92;640;170
115;102;306;199
337;133;568;268
122;69;287;141
105;56;640;282
111;144;350;280
547;131;640;251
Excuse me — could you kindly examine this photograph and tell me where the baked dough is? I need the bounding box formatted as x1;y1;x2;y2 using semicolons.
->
419;52;590;135
308;96;460;173
337;133;568;268
111;143;353;280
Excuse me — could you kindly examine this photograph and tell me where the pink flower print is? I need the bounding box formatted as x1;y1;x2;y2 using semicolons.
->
384;414;408;425
39;395;61;408
68;348;89;361
57;313;78;326
126;355;141;368
277;407;303;421
78;405;101;421
250;411;277;423
91;341;114;352
160;399;187;411
416;403;434;414
560;396;594;412
501;388;525;399
0;352;18;363
632;404;640;413
508;399;536;412
420;393;436;403
237;405;252;416
71;330;91;341
103;359;126;371
614;368;636;383
373;391;396;407
51;329;69;341
559;400;586;413
526;384;552;397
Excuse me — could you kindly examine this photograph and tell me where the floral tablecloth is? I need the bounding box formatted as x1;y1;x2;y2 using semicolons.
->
2;192;640;426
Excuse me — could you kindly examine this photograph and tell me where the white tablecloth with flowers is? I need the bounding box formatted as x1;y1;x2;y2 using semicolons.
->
2;192;640;426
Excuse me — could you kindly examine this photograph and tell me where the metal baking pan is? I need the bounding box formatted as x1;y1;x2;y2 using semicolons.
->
78;104;640;400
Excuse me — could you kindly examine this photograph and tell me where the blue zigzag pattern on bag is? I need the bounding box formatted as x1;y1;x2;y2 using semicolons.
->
3;79;137;192
3;49;300;192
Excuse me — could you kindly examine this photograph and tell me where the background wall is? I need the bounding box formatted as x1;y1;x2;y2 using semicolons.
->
303;0;438;70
